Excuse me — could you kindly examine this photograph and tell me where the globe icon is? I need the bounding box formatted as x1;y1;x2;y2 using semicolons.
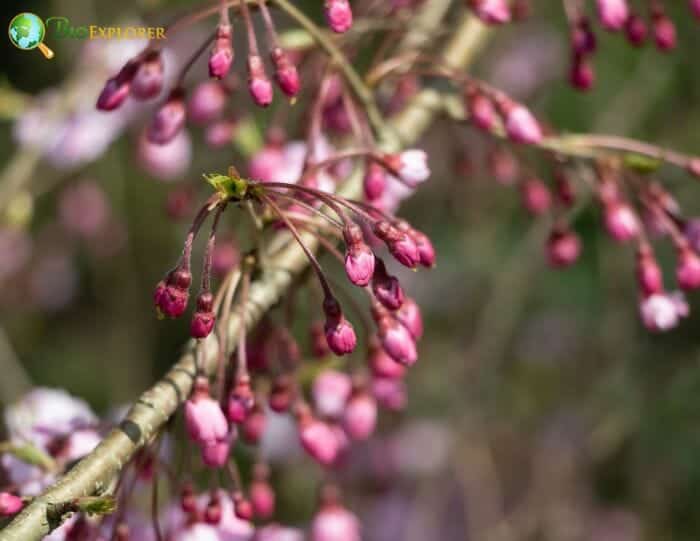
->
8;13;44;50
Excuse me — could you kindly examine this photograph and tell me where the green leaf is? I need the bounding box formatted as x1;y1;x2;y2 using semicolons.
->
623;153;663;174
74;496;117;516
203;173;248;200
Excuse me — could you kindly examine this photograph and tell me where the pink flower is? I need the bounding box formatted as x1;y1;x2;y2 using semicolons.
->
313;370;352;419
250;478;275;519
372;377;407;411
371;259;405;310
343;224;375;286
692;0;700;19
546;229;581;268
373;221;420;269
271;47;300;98
409;229;436;268
311;504;361;541
299;417;340;466
343;392;377;440
521;177;551;215
653;15;676;52
639;292;687;332
363;162;387;201
676;248;700;290
184;378;228;446
383;150;430;186
205;119;237;149
503;104;543;144
596;0;629;31
369;344;406;379
323;297;357;355
201;437;231;468
625;15;648;46
190;291;216;339
154;268;191;319
0;493;23;516
188;81;227;125
209;24;234;79
325;0;353;33
147;89;186;145
380;318;418;366
636;246;663;296
396;297;423;340
96;60;138;111
248;55;274;107
604;201;639;242
469;0;511;25
131;52;164;100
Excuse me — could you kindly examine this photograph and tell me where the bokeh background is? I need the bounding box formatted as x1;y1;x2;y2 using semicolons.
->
2;1;700;539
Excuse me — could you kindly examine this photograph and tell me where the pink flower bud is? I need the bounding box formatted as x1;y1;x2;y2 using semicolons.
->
205;495;222;524
242;405;266;444
364;162;387;201
636;245;663;296
96;61;138;111
209;24;234;79
469;0;511;25
396;297;423;340
154;267;192;318
372;259;405;310
487;146;519;185
676;247;700;290
381;319;418;366
188;81;228;125
652;15;676;51
269;375;294;413
185;377;228;446
323;297;357;355
692;0;700;19
299;415;340;466
604;201;639;242
204;118;236;148
324;0;353;33
201;438;231;468
546;229;581;268
271;47;300;98
570;55;595;91
571;18;597;55
248;55;274;107
0;493;23;516
250;480;275;519
373;221;420;268
640;292;685;332
383;149;430;186
343;391;377;440
467;90;496;131
137;129;192;181
372;377;407;411
596;0;629;31
131;52;164;100
313;370;352;419
521;177;552;215
233;491;254;521
191;291;216;338
227;377;254;424
625;14;648;46
148;89;186;145
502;103;543;144
343;225;375;286
369;343;406;379
409;229;436;268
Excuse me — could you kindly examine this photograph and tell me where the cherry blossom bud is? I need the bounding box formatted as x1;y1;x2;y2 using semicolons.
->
154;267;192;318
0;493;23;516
343;391;377;440
148;89;186;145
323;296;357;355
372;377;407;411
201;438;231;468
271;47;300;98
369;343;406;379
636;245;663;296
501;102;543;144
250;465;275;519
382;149;430;186
325;0;353;33
205;495;222;524
188;81;228;124
131;51;164;100
571;17;597;55
185;377;228;446
299;415;340;466
364;162;387;201
546;228;581;268
205;119;237;149
652;15;676;51
248;55;274;107
640;292;685;332
227;376;254;424
242;404;267;444
96;61;138;111
467;90;496;131
554;168;576;207
596;0;629;31
372;258;405;310
313;370;352;419
676;247;700;290
373;221;420;268
603;201;640;242
521;177;552;215
692;0;700;19
488;146;519;185
570;55;595;91
343;224;375;286
396;297;424;340
233;491;254;521
469;0;511;25
311;499;361;541
181;484;198;514
688;159;700;179
269;375;294;413
380;318;418;366
191;291;216;339
409;229;436;268
209;24;234;79
625;14;648;46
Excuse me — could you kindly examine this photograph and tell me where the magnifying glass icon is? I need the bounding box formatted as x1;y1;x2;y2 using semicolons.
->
8;12;55;59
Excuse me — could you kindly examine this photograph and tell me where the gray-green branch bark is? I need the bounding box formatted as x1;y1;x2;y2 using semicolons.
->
0;11;490;541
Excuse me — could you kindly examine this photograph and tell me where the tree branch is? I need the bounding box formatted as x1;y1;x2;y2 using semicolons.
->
0;10;491;541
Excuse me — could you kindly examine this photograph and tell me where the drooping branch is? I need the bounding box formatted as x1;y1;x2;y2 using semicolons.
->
0;8;491;541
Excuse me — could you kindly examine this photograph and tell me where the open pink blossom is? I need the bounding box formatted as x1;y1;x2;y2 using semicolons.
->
311;503;361;541
324;0;353;33
596;0;629;31
639;292;688;332
313;370;352;419
184;378;228;446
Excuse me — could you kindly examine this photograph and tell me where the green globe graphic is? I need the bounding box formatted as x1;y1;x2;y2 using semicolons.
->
8;12;45;50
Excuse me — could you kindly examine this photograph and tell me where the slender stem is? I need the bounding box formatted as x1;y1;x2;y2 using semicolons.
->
216;270;242;398
150;438;164;541
269;192;345;229
240;0;260;56
257;0;281;47
202;204;226;291
220;0;231;24
237;268;251;379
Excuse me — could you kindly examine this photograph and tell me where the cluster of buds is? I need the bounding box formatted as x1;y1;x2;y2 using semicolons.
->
566;0;699;91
